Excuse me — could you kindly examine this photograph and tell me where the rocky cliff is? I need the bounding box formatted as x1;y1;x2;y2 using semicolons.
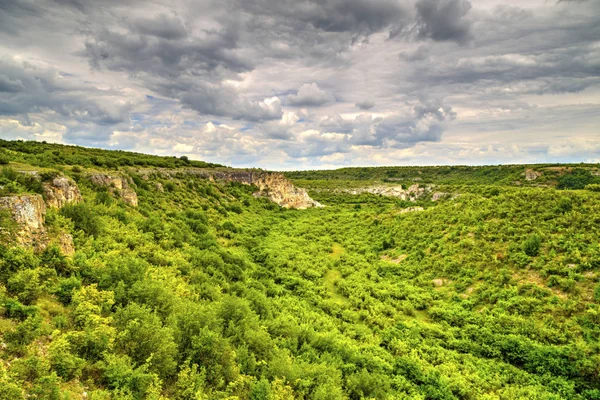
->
0;194;47;249
43;175;82;208
211;171;321;209
0;194;75;254
136;168;321;209
340;184;432;201
252;173;322;209
88;174;138;207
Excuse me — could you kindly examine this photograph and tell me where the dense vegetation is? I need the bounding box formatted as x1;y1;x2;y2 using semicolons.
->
1;141;600;399
285;164;600;189
0;139;222;170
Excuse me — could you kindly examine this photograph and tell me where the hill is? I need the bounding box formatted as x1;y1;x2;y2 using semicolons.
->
1;140;600;399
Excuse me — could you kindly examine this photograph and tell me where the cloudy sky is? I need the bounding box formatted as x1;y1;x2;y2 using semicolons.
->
1;0;599;169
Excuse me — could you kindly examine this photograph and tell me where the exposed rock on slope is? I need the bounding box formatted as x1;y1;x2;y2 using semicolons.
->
341;184;432;201
0;194;47;249
88;174;138;206
136;168;321;209
43;175;82;208
524;169;541;181
0;194;75;254
212;171;321;209
252;173;322;209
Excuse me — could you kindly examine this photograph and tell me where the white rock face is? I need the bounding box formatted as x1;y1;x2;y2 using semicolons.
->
524;169;541;181
43;176;83;208
0;194;47;248
341;184;432;201
253;173;322;209
88;174;138;207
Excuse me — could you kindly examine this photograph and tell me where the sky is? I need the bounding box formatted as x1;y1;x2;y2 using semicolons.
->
0;0;599;170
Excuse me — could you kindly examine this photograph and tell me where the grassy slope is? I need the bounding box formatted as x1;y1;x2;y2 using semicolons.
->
0;140;600;399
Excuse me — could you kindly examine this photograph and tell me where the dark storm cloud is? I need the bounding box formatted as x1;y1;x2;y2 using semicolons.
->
0;57;129;125
413;0;472;43
238;0;408;36
83;25;249;78
131;13;188;40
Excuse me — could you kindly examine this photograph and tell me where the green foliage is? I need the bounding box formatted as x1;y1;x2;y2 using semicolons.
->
523;234;542;257
0;141;599;399
558;168;598;190
61;203;103;237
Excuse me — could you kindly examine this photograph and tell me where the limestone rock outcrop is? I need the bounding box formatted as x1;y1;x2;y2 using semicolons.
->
136;168;321;209
341;184;432;201
43;176;82;208
0;194;75;254
524;169;541;181
252;173;322;209
0;194;47;249
212;171;321;209
88;174;138;207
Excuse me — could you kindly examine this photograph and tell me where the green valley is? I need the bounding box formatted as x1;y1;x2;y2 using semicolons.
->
1;140;600;399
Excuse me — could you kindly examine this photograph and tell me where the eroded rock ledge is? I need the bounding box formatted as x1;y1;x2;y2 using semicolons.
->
138;168;321;209
88;173;138;207
43;175;82;209
0;194;47;248
0;194;74;255
329;184;449;202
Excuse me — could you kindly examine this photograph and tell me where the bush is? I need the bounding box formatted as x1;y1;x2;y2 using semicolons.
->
523;234;542;257
558;169;596;190
61;203;103;237
585;184;600;192
557;197;572;213
48;335;85;380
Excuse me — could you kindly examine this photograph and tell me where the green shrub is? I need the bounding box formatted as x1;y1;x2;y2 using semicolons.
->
61;203;103;237
48;335;85;380
523;234;542;257
556;197;572;213
558;169;596;190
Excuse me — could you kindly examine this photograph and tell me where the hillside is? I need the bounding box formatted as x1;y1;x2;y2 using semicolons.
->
1;140;600;399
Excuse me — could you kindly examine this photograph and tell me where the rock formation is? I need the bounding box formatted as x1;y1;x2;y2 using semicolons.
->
0;194;47;249
341;184;432;201
43;176;82;208
135;168;321;209
0;194;75;254
88;174;138;207
524;169;541;181
252;173;322;209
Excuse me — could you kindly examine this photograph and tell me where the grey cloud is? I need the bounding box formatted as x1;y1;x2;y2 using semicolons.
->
162;82;283;121
287;83;335;107
355;101;375;110
399;45;430;62
0;57;130;125
320;114;354;133
83;26;250;78
239;0;407;36
413;0;472;43
132;13;188;40
349;100;455;147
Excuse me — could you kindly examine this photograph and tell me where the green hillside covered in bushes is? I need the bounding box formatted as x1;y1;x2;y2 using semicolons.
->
1;140;600;399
